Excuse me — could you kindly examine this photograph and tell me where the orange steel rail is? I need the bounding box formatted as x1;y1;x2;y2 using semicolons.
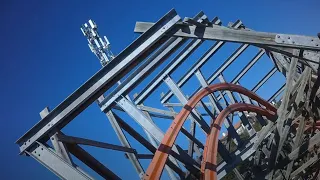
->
200;104;278;179
202;114;320;179
203;103;276;180
143;83;276;179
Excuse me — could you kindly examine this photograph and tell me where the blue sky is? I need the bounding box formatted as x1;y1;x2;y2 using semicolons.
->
1;0;320;179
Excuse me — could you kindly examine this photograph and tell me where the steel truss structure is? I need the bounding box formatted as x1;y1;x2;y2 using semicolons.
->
16;9;320;180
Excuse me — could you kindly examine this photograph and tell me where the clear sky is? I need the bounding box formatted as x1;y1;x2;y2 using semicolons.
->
1;0;320;179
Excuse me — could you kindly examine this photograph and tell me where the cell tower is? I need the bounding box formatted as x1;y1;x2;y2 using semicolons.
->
81;19;115;66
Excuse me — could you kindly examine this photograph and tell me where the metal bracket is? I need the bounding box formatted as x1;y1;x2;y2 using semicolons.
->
275;34;320;47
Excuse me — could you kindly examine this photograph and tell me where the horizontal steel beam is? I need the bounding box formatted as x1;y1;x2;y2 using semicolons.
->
136;154;154;159
16;9;181;154
135;22;320;51
137;104;176;117
57;134;137;153
163;102;214;107
112;105;174;120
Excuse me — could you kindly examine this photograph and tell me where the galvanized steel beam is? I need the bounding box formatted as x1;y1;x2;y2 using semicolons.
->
135;22;320;51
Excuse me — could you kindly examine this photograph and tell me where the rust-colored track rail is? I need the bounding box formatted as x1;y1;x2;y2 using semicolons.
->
143;83;276;179
203;103;276;180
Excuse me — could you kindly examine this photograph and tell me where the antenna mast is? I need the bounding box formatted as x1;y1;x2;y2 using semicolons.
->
81;19;115;66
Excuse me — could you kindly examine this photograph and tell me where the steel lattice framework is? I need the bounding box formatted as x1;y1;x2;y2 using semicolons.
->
16;9;320;180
